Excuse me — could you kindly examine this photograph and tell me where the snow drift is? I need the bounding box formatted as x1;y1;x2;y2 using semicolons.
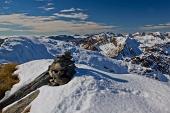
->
3;60;170;113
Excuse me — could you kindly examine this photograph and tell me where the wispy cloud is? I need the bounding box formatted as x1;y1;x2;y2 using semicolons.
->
39;7;55;11
0;13;114;35
141;23;170;30
60;8;83;13
47;3;54;6
54;12;88;20
38;2;55;11
54;8;88;20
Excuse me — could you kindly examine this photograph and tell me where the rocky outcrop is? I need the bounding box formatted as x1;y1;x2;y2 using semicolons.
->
80;43;97;51
115;37;142;59
129;42;170;81
2;90;39;113
131;54;170;75
133;57;169;75
79;33;110;51
49;51;76;86
99;37;142;59
78;33;142;59
144;42;170;56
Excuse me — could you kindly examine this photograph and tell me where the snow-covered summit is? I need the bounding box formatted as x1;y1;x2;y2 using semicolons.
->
2;59;170;113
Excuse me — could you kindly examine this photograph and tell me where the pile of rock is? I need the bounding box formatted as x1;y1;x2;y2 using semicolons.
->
48;51;76;86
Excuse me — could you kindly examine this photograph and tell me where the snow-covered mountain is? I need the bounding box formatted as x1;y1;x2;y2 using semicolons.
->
0;32;170;113
3;59;170;113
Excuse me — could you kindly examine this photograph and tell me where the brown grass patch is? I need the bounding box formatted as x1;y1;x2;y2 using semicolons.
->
0;63;19;100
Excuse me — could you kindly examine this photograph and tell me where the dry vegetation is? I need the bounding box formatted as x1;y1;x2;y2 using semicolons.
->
0;63;19;100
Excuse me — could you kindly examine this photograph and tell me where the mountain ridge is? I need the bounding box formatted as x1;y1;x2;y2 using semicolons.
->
0;32;170;113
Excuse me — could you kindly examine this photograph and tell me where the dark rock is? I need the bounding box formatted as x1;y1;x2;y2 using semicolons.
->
131;57;141;64
48;51;76;86
48;35;80;42
141;60;150;67
141;32;146;36
0;39;5;47
130;53;170;78
2;90;39;113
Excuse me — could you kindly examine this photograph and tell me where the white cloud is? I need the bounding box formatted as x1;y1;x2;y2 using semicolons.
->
60;8;83;13
141;23;170;30
54;8;88;20
54;12;88;20
0;13;114;35
42;7;55;11
38;2;55;11
47;3;54;6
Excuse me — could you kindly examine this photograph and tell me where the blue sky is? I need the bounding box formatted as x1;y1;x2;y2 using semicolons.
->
0;0;170;36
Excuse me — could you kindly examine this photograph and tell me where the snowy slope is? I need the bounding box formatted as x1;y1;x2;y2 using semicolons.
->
0;33;168;63
3;59;170;113
0;37;53;63
1;54;128;102
0;36;128;74
115;37;142;59
134;34;170;48
0;34;169;80
0;59;53;103
0;34;170;113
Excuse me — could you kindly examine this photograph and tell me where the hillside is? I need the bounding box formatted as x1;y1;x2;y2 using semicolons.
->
0;32;170;113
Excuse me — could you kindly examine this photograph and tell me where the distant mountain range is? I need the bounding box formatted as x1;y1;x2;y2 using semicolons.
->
0;32;170;113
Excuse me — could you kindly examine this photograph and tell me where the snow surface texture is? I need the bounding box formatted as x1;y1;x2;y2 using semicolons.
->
0;37;53;63
0;36;128;74
0;33;168;63
115;37;142;59
0;33;170;113
3;60;170;113
134;34;170;48
0;34;169;80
